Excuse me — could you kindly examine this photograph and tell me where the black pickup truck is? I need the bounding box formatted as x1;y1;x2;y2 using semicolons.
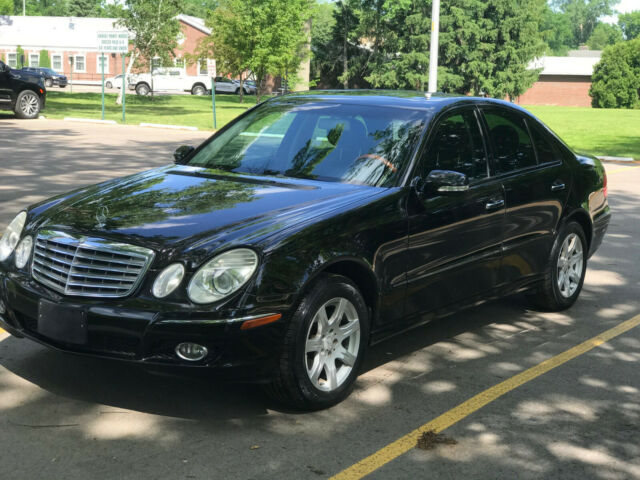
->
0;60;46;119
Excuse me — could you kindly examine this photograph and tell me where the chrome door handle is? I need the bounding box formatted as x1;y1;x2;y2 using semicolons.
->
485;199;505;211
551;182;566;192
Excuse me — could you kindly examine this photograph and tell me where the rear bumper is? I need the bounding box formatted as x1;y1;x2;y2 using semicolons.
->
0;269;287;381
589;206;611;258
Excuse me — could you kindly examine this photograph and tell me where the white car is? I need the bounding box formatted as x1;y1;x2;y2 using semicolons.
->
213;76;256;95
130;68;209;96
104;74;135;89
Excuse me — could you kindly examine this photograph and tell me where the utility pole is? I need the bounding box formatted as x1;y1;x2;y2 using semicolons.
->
427;0;440;93
23;0;26;16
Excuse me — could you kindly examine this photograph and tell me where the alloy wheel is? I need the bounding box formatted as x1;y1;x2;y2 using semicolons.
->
557;232;584;298
20;93;39;117
304;297;361;392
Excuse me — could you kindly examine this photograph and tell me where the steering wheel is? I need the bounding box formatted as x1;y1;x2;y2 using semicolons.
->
355;154;398;173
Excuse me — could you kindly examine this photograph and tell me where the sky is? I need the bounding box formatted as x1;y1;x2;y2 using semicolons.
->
602;0;640;23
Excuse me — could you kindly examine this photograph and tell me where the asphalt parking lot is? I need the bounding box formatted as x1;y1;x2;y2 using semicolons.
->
1;118;639;480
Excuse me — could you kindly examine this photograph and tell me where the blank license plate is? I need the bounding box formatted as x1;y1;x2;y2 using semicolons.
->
38;300;88;345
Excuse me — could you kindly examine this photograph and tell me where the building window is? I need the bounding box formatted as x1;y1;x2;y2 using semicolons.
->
29;53;39;67
74;55;85;72
52;54;62;71
7;53;17;68
96;55;109;74
198;59;207;76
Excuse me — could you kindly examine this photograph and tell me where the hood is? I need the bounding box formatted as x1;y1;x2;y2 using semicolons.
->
31;165;382;256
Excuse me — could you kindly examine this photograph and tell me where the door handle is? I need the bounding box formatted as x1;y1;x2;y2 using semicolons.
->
485;199;505;211
551;182;566;192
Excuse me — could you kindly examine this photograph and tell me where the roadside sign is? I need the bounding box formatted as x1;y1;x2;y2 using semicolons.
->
207;59;217;78
97;31;129;53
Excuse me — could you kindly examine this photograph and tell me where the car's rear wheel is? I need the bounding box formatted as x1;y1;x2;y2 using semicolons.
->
106;81;113;89
45;78;53;87
135;83;150;96
265;274;369;410
528;221;587;311
14;90;41;119
191;84;206;95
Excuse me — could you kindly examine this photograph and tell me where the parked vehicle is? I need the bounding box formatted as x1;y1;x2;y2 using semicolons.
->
213;76;256;95
0;91;610;409
0;60;46;119
19;67;67;88
105;74;134;89
130;68;209;96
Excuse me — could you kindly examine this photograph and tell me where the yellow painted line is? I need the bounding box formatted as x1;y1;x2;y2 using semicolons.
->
331;313;640;480
0;327;5;334
606;165;640;175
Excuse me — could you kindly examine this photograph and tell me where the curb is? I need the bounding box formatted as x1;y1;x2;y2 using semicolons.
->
139;123;199;131
64;117;118;125
597;156;636;163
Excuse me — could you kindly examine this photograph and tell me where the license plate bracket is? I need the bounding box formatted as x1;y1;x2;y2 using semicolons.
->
38;300;88;345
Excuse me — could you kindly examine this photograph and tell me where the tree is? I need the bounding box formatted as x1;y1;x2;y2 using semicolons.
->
202;0;313;102
182;0;218;18
550;0;617;45
587;22;623;49
589;38;640;108
540;6;576;55
39;50;51;68
309;1;337;87
115;0;181;104
0;0;13;15
67;0;101;17
619;10;640;40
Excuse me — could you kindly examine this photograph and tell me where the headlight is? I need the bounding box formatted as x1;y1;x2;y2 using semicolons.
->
0;212;27;261
14;236;33;269
152;263;185;298
187;248;258;304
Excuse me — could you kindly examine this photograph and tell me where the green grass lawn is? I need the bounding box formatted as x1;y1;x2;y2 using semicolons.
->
40;91;257;130
525;105;640;160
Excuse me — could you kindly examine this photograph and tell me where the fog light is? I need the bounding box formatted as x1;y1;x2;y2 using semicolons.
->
175;342;208;361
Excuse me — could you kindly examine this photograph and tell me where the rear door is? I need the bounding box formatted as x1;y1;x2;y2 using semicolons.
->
405;105;505;319
0;61;13;105
479;106;571;284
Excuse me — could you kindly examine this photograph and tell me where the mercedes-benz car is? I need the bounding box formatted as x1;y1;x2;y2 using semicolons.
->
19;67;68;88
0;91;610;409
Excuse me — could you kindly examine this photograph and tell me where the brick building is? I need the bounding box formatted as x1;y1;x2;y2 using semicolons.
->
0;15;211;83
515;50;602;107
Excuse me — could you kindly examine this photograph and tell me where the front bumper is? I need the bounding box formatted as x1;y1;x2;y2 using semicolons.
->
55;78;68;87
0;268;289;381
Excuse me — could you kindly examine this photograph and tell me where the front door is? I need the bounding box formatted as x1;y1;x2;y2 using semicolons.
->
405;106;505;320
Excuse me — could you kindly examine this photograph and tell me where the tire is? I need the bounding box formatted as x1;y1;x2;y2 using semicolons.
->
106;81;113;89
191;84;206;96
527;221;588;311
45;78;53;87
135;83;150;96
264;274;369;410
235;87;241;95
14;90;41;119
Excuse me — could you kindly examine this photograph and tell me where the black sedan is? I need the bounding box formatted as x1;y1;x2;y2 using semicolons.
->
0;91;610;409
19;67;68;88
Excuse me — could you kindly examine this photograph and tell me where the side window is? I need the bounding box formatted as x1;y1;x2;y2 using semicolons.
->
529;121;562;165
483;108;536;174
429;108;488;182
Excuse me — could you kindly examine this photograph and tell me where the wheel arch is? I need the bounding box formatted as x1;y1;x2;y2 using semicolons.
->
562;208;593;251
191;82;206;92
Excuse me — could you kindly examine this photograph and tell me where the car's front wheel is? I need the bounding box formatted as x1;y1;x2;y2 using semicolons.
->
265;274;369;410
106;81;113;89
191;84;206;95
45;78;53;87
528;221;587;311
14;90;41;119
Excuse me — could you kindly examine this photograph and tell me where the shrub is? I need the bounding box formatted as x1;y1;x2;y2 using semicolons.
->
590;39;640;109
16;45;25;68
39;50;51;68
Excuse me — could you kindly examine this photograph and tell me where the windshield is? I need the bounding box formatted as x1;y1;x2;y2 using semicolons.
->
186;98;427;187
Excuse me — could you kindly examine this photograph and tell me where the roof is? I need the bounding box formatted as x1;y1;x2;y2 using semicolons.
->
177;14;211;35
0;14;210;50
567;49;602;58
280;90;530;114
0;16;119;50
529;55;601;76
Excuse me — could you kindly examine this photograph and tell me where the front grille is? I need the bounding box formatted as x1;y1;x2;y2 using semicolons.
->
31;230;154;298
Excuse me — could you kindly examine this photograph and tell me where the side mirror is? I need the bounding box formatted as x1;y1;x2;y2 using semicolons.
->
424;169;469;193
173;145;195;164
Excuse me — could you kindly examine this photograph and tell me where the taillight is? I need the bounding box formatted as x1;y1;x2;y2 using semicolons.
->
603;171;608;198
